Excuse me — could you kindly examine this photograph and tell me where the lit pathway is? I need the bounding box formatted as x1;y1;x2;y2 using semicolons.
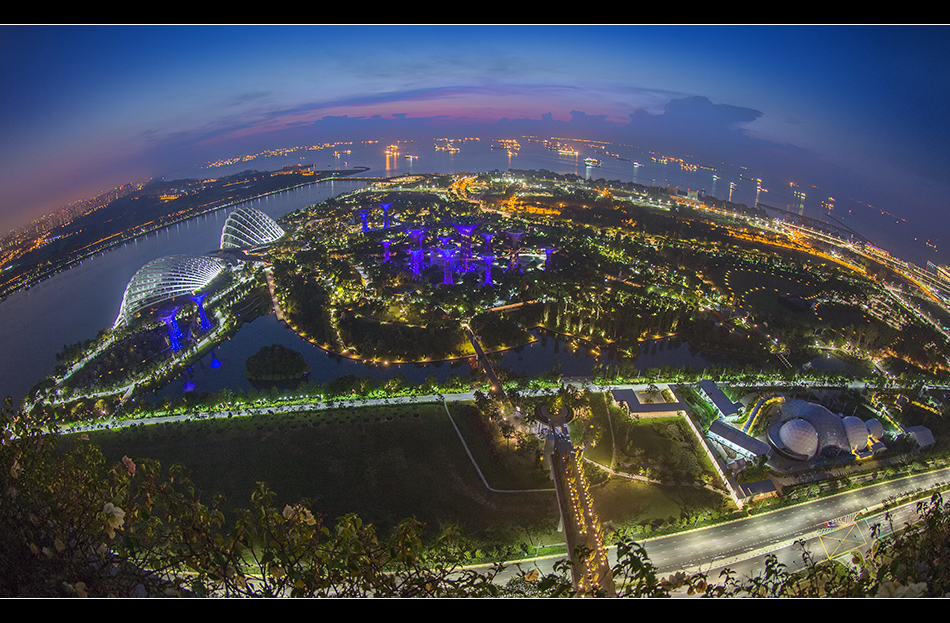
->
264;267;284;321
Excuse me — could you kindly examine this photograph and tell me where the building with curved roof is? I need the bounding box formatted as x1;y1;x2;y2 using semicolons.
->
114;254;230;327
867;418;885;440
842;415;871;452
220;207;285;250
767;399;880;462
776;418;820;460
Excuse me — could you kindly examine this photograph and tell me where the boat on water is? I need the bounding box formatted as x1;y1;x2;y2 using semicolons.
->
585;157;602;167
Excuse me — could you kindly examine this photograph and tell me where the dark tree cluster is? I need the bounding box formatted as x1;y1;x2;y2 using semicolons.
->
245;344;310;381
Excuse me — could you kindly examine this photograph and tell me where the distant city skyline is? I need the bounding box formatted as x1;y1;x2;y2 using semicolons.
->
2;25;949;260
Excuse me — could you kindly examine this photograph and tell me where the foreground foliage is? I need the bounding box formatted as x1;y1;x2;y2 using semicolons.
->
2;397;948;597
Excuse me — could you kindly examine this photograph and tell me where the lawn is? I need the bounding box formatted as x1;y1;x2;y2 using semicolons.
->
577;399;729;533
69;401;560;551
582;392;618;467
591;477;728;534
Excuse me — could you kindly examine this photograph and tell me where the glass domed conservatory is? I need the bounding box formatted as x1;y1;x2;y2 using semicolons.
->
114;254;231;328
220;207;285;250
767;399;878;462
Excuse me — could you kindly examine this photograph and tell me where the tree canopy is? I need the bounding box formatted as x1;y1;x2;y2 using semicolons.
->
1;397;947;597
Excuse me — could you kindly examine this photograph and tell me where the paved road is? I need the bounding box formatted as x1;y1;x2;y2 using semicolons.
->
478;467;950;586
640;467;950;574
691;499;928;588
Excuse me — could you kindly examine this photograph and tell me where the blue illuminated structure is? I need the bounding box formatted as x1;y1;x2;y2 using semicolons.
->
482;232;494;252
482;255;495;287
407;227;427;245
453;222;481;270
358;208;371;233
506;231;524;273
542;246;555;270
382;240;391;264
406;226;428;280
191;293;212;330
408;229;426;241
439;246;457;285
380;203;393;229
160;310;184;352
410;248;424;280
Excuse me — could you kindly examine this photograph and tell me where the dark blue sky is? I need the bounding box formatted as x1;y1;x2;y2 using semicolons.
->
2;25;949;260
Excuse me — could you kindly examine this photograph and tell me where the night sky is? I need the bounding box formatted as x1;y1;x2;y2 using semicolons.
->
3;25;949;261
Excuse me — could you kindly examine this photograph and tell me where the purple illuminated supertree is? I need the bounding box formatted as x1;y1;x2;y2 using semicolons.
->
406;226;428;279
191;293;212;330
406;227;427;247
379;203;393;229
482;232;494;253
439;246;457;285
506;231;524;273
482;255;495;287
381;240;391;264
542;246;556;270
410;248;424;280
358;208;371;233
453;222;481;270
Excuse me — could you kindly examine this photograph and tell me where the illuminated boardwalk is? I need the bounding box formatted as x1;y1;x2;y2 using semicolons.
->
463;325;504;396
549;428;615;596
264;267;284;322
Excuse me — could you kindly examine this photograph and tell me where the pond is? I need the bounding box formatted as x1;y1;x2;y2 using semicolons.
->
151;314;736;400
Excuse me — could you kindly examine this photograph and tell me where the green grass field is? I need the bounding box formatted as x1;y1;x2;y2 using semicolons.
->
64;393;731;555
583;392;618;466
580;396;729;531
591;477;727;532
69;401;560;551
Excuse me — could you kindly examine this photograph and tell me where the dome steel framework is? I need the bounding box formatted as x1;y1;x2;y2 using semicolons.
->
220;207;285;250
114;254;229;327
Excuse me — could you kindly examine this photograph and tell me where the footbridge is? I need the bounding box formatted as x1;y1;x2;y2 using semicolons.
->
546;412;615;596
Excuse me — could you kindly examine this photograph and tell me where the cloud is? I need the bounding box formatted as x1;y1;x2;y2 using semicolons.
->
661;96;761;128
613;96;771;162
489;96;767;157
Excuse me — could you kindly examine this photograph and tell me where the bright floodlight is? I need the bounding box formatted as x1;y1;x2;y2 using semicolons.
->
114;254;229;327
220;207;285;250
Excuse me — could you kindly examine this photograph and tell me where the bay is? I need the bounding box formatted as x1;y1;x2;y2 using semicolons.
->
0;138;917;405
